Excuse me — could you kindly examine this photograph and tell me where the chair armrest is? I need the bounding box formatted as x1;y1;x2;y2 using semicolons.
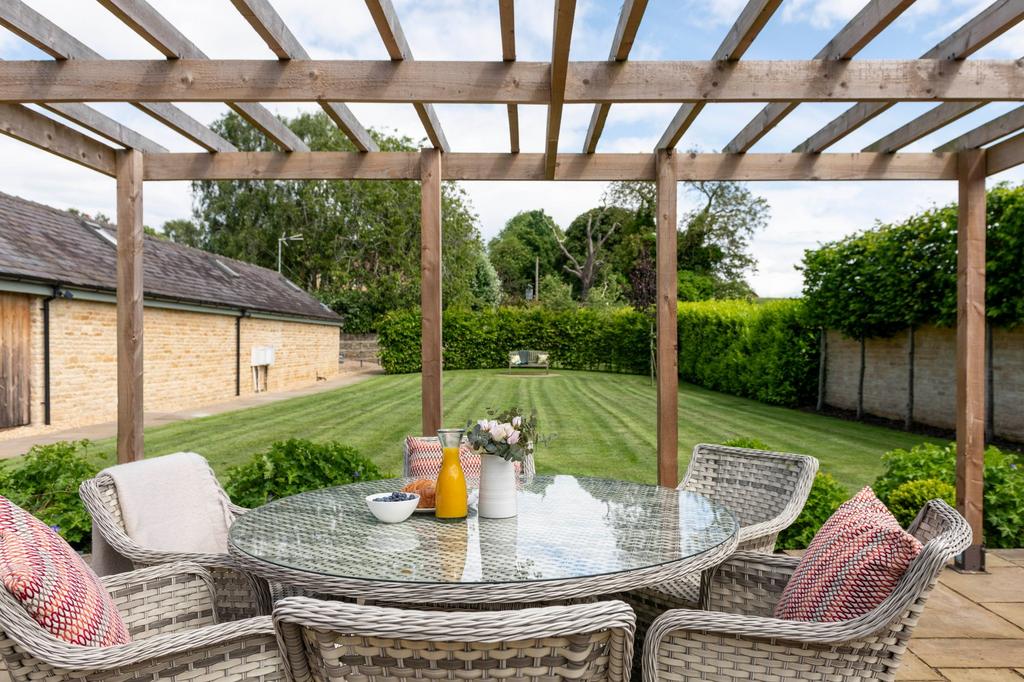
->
101;562;218;638
228;503;249;518
704;551;798;616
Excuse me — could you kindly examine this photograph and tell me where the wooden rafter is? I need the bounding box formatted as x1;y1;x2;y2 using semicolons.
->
582;0;648;153
985;130;1024;175
794;0;1024;153
364;0;448;152
0;103;116;175
657;0;781;151
0;0;232;153
499;0;519;153
140;151;958;182
545;0;577;178
230;0;377;152
937;105;1024;152
97;0;308;152
724;0;912;154
864;102;988;153
5;59;1024;105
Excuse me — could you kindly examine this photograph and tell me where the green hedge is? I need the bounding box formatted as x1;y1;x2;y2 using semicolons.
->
378;300;817;407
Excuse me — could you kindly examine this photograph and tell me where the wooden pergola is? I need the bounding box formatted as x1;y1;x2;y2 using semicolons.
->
3;0;1021;570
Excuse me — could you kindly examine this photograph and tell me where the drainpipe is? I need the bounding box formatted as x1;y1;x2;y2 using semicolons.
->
42;286;73;425
236;309;248;396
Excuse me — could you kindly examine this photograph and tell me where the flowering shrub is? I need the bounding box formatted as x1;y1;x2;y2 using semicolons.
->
887;479;956;528
465;408;541;463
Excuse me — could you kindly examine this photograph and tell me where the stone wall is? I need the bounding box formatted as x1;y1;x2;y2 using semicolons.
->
824;325;1023;442
0;296;340;442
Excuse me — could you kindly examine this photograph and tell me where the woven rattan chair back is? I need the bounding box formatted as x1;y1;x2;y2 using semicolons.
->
274;597;636;682
644;500;972;682
79;466;266;621
680;444;817;552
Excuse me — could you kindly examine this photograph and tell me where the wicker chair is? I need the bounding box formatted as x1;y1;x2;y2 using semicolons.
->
632;444;818;611
273;597;636;682
0;562;284;681
79;471;268;621
642;500;972;682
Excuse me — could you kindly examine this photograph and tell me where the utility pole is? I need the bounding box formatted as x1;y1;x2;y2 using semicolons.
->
277;233;303;273
535;256;540;301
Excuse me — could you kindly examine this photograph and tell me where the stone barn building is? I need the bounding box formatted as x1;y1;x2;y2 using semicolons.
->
0;192;342;442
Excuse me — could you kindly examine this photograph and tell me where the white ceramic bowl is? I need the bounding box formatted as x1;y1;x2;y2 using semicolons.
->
365;492;420;523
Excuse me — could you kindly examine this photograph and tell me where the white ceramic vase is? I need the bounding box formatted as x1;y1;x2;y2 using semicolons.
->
478;454;518;518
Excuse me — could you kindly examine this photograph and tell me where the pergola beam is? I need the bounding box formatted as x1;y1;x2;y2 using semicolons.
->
140;151;957;182
655;149;678;487
725;0;912;154
499;0;519;153
955;148;987;571
657;0;781;151
863;102;986;153
545;0;577;179
97;0;308;152
116;149;144;463
984;130;1024;175
365;0;448;152
937;105;1024;152
582;0;649;153
230;0;377;152
0;103;117;175
420;148;443;436
0;0;233;152
5;59;1024;104
795;0;1024;153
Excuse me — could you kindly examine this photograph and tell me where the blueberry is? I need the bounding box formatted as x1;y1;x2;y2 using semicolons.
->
375;492;415;502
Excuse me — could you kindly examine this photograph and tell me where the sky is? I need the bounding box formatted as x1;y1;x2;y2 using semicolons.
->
3;0;1024;297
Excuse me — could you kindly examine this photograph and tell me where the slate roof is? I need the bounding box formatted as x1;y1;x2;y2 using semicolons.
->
0;192;340;322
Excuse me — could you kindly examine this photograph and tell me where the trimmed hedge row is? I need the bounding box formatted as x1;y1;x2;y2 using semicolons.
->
378;300;817;407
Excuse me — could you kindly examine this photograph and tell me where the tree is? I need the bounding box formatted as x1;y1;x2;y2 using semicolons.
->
487;210;562;300
469;251;502;308
554;207;624;300
177;111;486;331
679;180;768;281
161;218;202;245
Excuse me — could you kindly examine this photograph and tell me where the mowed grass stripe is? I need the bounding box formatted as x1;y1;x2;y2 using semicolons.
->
83;370;941;489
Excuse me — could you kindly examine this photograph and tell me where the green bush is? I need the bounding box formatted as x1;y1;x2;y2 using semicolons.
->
224;439;386;508
888;479;956;528
378;299;817;407
777;473;849;550
0;440;101;550
720;437;772;450
873;441;1024;548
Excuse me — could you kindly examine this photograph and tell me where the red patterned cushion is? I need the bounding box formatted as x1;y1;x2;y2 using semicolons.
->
773;487;923;622
0;496;130;647
405;437;482;480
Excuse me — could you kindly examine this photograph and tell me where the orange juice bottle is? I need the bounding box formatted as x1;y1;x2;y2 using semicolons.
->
435;429;467;519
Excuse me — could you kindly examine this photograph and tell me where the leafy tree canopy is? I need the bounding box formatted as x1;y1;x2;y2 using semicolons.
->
487;210;563;300
166;111;485;332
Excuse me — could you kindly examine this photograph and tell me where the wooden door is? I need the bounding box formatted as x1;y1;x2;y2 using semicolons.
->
0;292;31;428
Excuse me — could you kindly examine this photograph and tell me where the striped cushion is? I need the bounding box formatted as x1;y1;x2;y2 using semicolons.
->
773;487;923;622
0;496;130;647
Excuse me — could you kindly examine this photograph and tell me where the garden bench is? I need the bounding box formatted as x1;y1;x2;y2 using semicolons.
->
509;350;550;373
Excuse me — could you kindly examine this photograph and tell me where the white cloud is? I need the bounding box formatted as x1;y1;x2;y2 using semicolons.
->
780;0;864;30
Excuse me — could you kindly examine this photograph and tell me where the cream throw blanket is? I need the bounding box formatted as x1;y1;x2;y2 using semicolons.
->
91;452;235;576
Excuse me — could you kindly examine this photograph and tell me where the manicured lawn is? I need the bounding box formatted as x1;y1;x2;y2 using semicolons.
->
90;370;940;491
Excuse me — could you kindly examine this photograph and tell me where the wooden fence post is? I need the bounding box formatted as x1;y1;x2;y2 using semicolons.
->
905;326;915;431
816;329;826;412
655;150;678;488
955;148;986;572
420;148;443;436
856;337;865;421
116;149;144;463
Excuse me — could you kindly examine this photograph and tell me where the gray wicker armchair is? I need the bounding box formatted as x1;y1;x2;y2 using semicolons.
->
79;472;268;621
0;562;284;681
273;597;636;682
642;500;972;682
631;444;818;610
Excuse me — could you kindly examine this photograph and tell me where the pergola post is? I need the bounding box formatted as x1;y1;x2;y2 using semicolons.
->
116;149;144;463
420;148;443;436
955;148;987;571
656;150;678;487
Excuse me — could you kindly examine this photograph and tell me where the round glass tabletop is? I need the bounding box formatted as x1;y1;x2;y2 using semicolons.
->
229;476;738;603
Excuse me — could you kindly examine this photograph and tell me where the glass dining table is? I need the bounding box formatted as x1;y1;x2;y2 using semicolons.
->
228;475;739;605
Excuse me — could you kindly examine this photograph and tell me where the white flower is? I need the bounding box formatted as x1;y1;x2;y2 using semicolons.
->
492;422;514;441
507;430;521;445
478;419;492;432
512;415;523;427
488;420;502;435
